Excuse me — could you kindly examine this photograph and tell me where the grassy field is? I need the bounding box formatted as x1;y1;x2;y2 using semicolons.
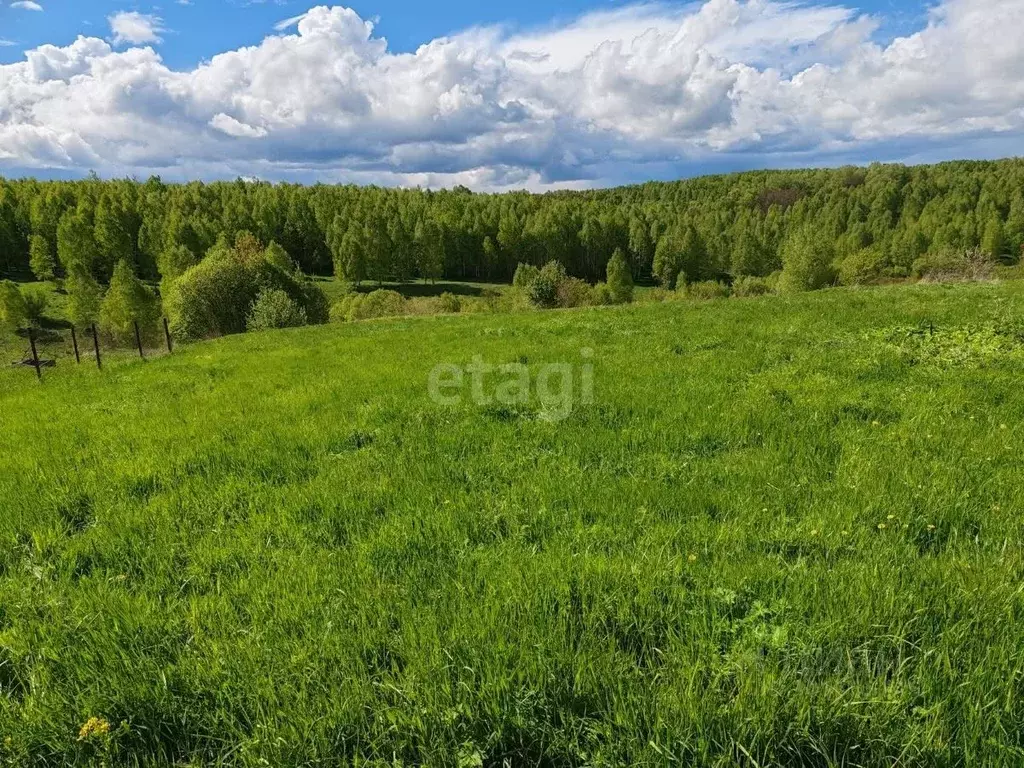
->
1;282;1024;765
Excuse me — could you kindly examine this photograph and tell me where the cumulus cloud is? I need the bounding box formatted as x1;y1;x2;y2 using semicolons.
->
10;1;43;10
0;0;1022;189
108;11;165;46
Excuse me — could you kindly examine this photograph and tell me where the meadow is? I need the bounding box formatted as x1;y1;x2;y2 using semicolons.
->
1;281;1023;766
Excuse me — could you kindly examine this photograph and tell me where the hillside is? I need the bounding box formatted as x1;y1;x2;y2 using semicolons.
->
1;282;1024;764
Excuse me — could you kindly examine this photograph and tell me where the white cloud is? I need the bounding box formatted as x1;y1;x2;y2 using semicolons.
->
0;39;17;47
274;13;308;31
0;0;1022;189
10;1;43;10
108;11;165;46
210;113;268;138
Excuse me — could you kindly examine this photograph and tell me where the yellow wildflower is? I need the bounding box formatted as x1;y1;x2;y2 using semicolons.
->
77;717;111;742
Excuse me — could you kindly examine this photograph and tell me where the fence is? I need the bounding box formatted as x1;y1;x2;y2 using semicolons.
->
8;318;174;381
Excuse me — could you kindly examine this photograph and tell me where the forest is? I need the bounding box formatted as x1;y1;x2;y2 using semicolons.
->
0;158;1021;297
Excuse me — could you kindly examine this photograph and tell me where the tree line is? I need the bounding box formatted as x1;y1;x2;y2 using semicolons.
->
0;159;1022;292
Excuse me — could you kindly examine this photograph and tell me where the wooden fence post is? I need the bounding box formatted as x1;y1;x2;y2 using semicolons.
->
163;317;173;354
134;321;144;359
28;327;41;381
91;324;102;370
71;325;81;364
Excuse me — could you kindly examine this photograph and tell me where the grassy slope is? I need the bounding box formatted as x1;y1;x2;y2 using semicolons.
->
1;283;1024;765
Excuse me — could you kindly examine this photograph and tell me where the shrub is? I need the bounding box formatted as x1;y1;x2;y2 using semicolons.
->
684;281;731;300
165;239;327;340
20;285;50;326
246;289;308;331
606;248;634;304
731;275;772;297
528;261;567;308
100;261;160;345
512;263;540;288
838;245;889;286
330;289;407;322
556;277;593;308
438;292;461;313
779;228;837;292
0;280;27;331
354;289;406;320
913;247;995;283
590;282;613;306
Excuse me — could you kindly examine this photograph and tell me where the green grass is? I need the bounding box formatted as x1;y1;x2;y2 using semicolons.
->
2;282;1024;765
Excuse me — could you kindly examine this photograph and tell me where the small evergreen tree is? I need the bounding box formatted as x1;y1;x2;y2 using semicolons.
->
100;260;159;345
0;280;27;331
65;263;103;329
29;235;56;282
606;248;634;304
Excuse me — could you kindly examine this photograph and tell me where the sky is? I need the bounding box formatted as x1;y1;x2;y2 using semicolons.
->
0;0;1021;190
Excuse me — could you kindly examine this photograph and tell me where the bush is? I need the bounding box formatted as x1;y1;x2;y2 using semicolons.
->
512;263;540;288
913;247;995;282
590;282;613;306
330;289;407;322
0;280;27;331
21;285;50;326
731;275;773;297
779;228;837;292
838;245;889;286
100;261;160;345
246;289;308;331
166;238;327;341
438;292;461;313
556;277;593;308
684;281;731;300
528;261;567;308
606;248;634;304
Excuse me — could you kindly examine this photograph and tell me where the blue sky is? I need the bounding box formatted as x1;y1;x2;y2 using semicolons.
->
1;0;931;67
0;0;1020;189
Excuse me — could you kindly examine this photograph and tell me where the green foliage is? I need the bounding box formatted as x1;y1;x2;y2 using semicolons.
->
65;264;103;328
590;281;613;305
437;292;461;313
683;280;731;300
527;261;567;308
20;285;49;326
606;248;634;304
913;247;995;282
166;235;326;341
28;235;56;282
780;227;837;292
512;262;540;288
981;216;1005;260
555;276;593;308
731;275;774;297
246;288;308;331
99;260;159;344
837;244;890;286
157;244;197;285
3;158;1024;299
331;289;407;323
0;280;27;330
264;241;296;274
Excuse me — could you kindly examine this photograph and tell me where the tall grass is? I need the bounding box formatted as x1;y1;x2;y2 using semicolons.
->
1;281;1023;765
